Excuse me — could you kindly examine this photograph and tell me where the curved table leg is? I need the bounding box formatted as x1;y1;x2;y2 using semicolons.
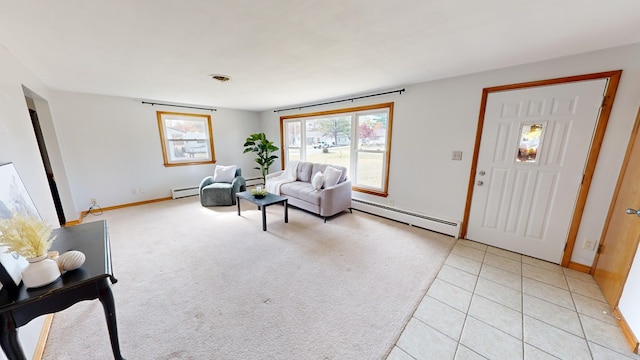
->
0;313;26;360
97;279;126;360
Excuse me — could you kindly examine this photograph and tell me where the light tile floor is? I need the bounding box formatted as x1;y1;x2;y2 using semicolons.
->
388;239;640;360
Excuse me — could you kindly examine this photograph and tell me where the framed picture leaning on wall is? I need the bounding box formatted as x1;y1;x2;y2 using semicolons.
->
0;162;41;291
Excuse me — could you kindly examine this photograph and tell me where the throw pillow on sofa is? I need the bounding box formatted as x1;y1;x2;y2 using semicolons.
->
323;166;342;188
213;165;237;183
297;162;314;182
312;171;324;191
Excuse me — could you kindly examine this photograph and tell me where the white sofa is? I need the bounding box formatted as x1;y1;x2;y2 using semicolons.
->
266;162;352;222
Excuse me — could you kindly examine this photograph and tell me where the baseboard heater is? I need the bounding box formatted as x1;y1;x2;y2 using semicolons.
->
351;198;460;238
171;186;199;199
245;177;264;187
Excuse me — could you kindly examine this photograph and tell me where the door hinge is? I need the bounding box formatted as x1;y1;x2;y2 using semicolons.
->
597;244;604;254
601;96;608;108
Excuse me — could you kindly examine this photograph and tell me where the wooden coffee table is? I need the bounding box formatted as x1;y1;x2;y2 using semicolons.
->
236;191;288;231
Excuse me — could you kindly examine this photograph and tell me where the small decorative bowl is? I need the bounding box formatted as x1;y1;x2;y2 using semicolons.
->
56;250;86;272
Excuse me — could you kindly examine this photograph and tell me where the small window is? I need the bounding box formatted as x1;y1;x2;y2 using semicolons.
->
156;111;215;166
516;123;544;163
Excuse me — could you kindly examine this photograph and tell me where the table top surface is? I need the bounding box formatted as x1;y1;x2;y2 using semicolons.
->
236;191;287;206
0;220;112;310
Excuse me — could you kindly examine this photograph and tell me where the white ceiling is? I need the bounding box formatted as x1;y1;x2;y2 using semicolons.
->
1;1;639;112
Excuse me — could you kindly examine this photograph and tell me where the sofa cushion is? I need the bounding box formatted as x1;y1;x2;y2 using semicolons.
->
280;181;321;205
311;171;324;191
297;162;313;182
323;166;341;188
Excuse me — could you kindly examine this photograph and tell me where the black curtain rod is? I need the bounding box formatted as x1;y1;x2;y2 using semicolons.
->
273;88;405;113
142;101;217;112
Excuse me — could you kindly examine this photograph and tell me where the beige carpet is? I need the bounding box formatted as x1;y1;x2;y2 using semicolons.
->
42;197;454;360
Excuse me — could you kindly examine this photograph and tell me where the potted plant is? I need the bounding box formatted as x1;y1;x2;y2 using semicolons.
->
243;133;279;184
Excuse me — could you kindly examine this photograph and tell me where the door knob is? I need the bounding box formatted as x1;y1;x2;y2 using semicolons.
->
477;181;484;186
626;208;640;217
479;170;486;176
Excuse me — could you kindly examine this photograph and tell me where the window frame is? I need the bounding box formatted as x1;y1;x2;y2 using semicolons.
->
280;102;393;197
156;111;216;167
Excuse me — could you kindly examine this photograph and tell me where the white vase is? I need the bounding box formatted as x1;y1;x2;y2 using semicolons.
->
21;254;61;288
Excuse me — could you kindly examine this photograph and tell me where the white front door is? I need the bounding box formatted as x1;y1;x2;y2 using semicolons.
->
467;79;607;263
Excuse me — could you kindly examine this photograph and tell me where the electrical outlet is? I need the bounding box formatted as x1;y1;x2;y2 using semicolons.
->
90;198;97;206
583;239;596;250
452;151;463;161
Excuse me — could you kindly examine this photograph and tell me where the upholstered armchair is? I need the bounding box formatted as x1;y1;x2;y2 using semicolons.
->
199;166;246;206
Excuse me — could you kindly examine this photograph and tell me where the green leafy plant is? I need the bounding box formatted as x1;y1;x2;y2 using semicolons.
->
243;133;279;184
0;212;56;258
250;188;268;198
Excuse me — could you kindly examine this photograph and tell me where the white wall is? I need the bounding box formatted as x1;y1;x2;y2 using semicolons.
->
0;48;58;226
49;91;260;215
260;43;640;267
0;45;56;360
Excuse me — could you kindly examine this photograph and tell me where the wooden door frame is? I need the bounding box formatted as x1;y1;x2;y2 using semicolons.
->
460;70;622;267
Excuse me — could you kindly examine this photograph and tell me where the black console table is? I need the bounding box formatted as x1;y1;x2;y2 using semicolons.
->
0;220;125;360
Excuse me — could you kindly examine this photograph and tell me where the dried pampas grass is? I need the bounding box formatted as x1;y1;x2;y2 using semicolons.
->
0;212;56;259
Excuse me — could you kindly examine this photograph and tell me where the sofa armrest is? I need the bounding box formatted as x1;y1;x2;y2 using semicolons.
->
232;175;247;194
266;171;284;181
319;180;352;217
199;176;214;193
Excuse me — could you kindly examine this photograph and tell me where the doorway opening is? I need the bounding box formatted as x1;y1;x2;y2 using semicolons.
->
24;96;66;225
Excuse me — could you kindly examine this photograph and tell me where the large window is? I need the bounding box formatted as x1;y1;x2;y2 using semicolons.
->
156;111;216;166
280;102;393;196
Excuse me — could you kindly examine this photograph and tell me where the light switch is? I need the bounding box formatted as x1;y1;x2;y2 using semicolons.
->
452;151;463;161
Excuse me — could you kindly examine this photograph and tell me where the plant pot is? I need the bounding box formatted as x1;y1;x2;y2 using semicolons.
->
21;254;61;289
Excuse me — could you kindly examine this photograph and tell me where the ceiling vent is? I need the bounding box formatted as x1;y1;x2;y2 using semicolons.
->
209;74;230;82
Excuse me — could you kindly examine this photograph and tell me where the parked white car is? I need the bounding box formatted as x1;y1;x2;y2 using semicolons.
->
183;132;207;156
